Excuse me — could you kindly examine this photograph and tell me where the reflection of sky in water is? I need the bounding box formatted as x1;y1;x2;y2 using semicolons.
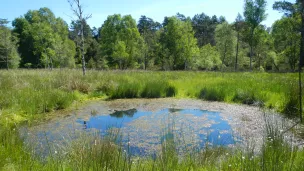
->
77;109;153;130
76;108;240;155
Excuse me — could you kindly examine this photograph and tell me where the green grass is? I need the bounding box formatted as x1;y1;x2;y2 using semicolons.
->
0;70;300;125
0;69;303;170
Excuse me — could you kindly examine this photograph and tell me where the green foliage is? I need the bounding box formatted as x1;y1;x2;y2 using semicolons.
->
12;8;76;68
244;0;268;29
160;16;199;70
112;41;129;69
0;20;21;69
272;16;300;71
244;0;268;70
100;14;144;69
192;13;225;47
215;22;236;68
196;44;221;70
138;16;162;70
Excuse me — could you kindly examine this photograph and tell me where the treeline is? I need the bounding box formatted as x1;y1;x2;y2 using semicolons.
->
0;0;302;71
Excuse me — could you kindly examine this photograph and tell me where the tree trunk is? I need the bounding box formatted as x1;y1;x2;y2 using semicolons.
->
235;32;239;72
250;28;254;71
272;60;279;71
222;41;227;70
6;52;8;70
81;22;86;76
4;30;8;70
50;56;53;70
258;53;260;70
144;52;147;70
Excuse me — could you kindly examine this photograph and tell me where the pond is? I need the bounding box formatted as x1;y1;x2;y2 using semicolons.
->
75;108;239;155
22;98;296;157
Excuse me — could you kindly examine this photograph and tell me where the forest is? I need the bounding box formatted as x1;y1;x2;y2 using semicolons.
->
0;0;302;73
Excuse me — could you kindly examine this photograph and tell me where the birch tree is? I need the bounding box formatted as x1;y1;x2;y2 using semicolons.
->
68;0;91;75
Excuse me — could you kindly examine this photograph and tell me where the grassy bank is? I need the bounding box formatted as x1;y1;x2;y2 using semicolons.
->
0;69;300;125
0;69;303;170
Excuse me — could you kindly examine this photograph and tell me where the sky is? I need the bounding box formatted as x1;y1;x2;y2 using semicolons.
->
0;0;296;28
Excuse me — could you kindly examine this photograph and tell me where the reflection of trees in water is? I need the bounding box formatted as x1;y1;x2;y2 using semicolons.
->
83;121;87;129
110;109;137;118
168;108;182;113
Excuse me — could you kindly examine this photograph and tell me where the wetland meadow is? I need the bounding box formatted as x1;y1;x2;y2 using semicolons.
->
1;70;304;170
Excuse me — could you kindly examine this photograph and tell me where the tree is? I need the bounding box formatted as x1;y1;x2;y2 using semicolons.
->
254;26;274;71
234;13;245;71
160;16;199;70
176;13;187;22
274;0;304;122
53;38;76;68
12;8;75;69
196;44;221;70
68;0;92;75
182;19;200;70
31;22;55;69
100;14;144;69
69;20;103;69
192;13;225;47
112;41;129;69
244;0;267;70
0;19;20;69
274;0;304;67
215;22;236;69
137;15;161;35
137;16;161;69
272;16;300;71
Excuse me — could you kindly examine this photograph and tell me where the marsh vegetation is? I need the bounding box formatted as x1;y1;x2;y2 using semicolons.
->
1;0;304;170
0;70;304;170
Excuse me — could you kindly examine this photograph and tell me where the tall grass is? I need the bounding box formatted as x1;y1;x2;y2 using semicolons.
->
0;69;303;170
0;70;299;126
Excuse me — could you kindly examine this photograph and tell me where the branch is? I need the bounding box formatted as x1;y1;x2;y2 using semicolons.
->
273;1;295;16
67;0;92;21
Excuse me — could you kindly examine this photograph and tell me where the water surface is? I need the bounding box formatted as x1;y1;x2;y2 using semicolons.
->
76;108;239;155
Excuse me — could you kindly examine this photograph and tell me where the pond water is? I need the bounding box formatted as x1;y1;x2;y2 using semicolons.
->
74;108;240;155
23;98;301;157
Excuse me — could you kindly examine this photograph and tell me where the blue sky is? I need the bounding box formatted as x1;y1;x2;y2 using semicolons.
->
0;0;295;28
